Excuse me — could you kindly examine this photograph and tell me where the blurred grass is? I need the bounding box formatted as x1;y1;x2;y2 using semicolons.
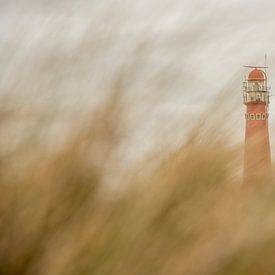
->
0;93;275;275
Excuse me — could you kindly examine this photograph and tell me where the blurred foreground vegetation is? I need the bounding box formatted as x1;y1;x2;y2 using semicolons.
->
0;96;275;275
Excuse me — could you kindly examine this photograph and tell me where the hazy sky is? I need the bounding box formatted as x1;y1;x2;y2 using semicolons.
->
1;0;275;160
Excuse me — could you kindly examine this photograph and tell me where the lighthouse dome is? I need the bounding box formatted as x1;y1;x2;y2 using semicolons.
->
248;68;266;81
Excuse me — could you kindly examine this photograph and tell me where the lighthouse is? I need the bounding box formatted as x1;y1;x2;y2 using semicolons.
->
243;67;272;183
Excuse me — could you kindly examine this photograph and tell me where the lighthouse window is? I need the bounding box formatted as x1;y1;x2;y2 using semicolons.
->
262;114;266;120
256;114;261;120
250;114;255;120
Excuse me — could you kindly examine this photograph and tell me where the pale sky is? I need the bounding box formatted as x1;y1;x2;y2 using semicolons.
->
1;0;275;161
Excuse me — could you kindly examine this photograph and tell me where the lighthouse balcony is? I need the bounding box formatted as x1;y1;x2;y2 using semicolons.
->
245;87;269;93
243;91;269;104
243;82;269;93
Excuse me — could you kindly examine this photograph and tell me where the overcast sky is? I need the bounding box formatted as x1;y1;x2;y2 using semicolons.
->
1;0;275;160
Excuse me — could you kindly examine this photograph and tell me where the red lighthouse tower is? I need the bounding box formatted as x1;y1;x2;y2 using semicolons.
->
243;67;272;183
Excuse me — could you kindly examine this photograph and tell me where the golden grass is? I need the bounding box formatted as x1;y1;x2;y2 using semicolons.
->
0;95;274;275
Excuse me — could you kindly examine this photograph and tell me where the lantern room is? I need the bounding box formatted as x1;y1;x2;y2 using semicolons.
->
243;68;269;104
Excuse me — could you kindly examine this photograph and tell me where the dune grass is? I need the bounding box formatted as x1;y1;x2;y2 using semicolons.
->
0;94;274;275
